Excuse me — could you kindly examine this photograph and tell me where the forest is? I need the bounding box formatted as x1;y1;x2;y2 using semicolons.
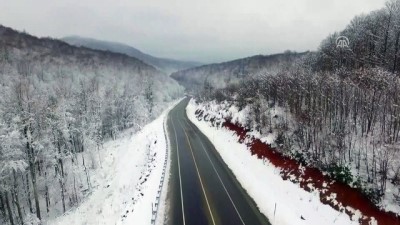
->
171;51;306;91
0;25;182;224
195;0;400;211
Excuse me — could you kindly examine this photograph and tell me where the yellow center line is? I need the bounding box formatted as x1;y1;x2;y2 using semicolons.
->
177;119;217;225
183;118;246;225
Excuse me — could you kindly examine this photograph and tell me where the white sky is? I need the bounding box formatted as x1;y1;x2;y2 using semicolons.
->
0;0;386;63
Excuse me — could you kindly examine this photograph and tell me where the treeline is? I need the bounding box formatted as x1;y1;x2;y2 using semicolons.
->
198;0;400;207
0;26;182;224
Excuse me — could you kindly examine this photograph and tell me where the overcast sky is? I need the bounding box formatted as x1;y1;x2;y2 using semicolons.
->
0;0;386;63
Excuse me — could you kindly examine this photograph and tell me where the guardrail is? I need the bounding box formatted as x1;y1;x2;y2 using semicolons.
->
150;116;169;225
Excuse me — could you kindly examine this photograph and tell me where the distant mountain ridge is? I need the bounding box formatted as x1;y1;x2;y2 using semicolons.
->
62;36;201;74
0;26;159;73
170;51;308;91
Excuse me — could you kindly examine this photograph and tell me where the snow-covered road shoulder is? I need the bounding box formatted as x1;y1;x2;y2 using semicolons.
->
50;100;180;225
186;99;358;225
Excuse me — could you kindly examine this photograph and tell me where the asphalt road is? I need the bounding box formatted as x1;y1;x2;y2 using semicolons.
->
166;98;270;225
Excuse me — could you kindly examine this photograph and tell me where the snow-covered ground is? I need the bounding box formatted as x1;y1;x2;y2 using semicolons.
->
186;99;359;225
202;99;400;216
49;100;179;225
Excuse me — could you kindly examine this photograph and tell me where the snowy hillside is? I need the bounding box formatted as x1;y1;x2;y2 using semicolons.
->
170;51;306;92
0;25;183;224
50;102;177;225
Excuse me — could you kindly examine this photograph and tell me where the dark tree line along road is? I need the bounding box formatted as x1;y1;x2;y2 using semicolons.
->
166;98;270;225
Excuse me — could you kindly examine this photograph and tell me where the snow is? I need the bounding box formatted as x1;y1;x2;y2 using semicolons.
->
187;99;358;225
49;100;180;225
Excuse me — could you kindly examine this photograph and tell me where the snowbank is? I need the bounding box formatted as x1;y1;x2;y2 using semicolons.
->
49;100;180;225
187;99;358;225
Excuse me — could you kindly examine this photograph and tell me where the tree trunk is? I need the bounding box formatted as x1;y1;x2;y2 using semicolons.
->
44;171;50;214
0;193;6;219
59;175;66;213
392;30;400;74
382;12;392;63
12;171;23;225
5;191;14;225
25;125;41;220
82;155;91;190
25;173;33;214
30;161;41;220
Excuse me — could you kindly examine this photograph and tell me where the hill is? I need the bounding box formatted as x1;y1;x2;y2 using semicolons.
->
62;36;201;74
170;51;307;91
0;24;183;223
